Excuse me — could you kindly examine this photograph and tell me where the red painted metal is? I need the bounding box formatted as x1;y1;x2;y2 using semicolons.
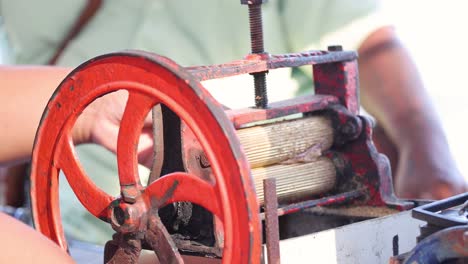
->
117;91;156;203
30;51;261;263
225;94;339;128
314;60;360;115
325;115;413;210
56;135;113;221
144;172;222;219
185;50;357;82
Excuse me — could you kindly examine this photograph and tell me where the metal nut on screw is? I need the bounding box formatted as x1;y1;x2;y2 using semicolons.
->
335;117;362;146
111;200;147;234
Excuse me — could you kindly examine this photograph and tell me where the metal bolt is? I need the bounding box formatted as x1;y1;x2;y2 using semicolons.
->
341;121;357;136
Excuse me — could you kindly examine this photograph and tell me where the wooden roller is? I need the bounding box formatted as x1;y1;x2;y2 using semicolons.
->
234;116;336;204
252;157;336;205
182;115;337;204
236;116;333;168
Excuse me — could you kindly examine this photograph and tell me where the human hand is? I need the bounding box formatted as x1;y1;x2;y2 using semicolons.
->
394;144;467;200
72;90;154;166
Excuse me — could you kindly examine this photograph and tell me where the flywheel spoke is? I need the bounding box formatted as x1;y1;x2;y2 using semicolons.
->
144;172;222;221
117;91;157;201
57;135;113;221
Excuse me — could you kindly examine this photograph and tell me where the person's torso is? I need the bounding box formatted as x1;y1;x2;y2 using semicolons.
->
0;0;377;65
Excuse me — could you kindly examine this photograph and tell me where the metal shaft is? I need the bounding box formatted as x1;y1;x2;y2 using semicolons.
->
248;4;268;108
263;178;280;263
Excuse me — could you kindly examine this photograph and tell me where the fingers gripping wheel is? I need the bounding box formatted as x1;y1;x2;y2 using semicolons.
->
30;51;261;263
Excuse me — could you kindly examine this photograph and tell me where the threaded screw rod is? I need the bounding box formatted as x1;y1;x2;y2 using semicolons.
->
247;3;268;108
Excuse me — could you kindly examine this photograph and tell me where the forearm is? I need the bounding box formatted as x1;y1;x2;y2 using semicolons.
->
358;27;448;154
0;213;74;263
0;66;71;166
357;26;467;199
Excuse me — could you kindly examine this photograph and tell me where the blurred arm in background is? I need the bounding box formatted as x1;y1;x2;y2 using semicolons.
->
0;66;153;167
0;66;70;166
358;26;466;199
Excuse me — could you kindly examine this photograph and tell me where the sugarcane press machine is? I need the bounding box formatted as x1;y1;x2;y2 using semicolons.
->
29;0;468;263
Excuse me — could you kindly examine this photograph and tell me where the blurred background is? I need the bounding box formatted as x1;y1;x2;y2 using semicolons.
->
383;0;468;181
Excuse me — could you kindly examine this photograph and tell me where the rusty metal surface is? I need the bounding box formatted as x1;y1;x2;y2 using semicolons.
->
314;59;359;115
325;115;413;211
148;105;164;183
324;104;362;147
185;50;357;82
263;178;280;264
146;215;184;264
104;234;142;264
173;235;223;257
259;189;365;220
225;94;339;128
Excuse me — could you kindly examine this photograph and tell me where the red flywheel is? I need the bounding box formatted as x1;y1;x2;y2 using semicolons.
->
30;51;261;263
